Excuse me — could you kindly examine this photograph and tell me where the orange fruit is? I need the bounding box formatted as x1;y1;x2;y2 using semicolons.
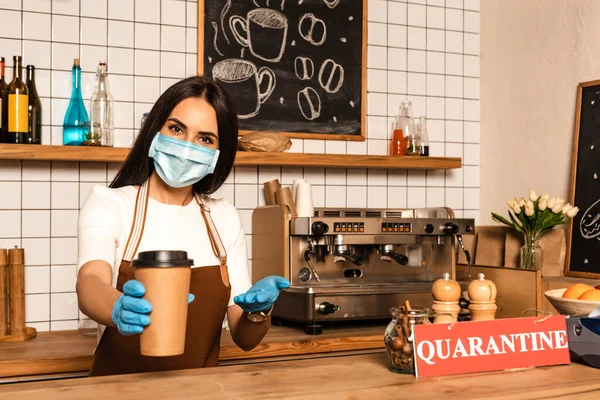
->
562;283;595;299
578;289;600;301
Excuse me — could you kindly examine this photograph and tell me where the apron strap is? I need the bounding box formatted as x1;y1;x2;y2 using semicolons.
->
122;180;150;262
195;195;228;267
195;195;230;287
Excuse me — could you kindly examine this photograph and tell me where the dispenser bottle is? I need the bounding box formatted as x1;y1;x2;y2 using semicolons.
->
88;62;114;146
400;101;421;156
418;116;429;157
390;103;408;156
26;65;41;144
7;56;29;144
63;59;89;146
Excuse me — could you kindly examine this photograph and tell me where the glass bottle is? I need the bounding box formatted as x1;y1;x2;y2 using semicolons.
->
384;307;430;374
7;56;29;144
79;311;98;337
400;101;420;156
390;109;406;156
88;62;114;146
418;116;429;157
25;65;41;144
63;58;89;146
141;112;149;128
0;57;8;143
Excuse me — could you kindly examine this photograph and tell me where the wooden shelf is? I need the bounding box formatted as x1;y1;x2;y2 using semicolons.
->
0;144;461;170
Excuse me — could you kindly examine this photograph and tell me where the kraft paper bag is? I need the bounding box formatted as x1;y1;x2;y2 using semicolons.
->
504;231;521;268
475;230;507;267
238;132;292;152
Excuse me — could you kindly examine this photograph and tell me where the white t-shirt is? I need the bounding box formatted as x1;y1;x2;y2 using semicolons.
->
77;185;252;336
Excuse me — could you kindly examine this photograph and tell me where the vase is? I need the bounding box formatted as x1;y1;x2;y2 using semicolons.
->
520;235;543;270
384;307;430;374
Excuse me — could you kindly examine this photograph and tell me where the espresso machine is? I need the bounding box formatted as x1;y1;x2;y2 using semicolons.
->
252;206;475;334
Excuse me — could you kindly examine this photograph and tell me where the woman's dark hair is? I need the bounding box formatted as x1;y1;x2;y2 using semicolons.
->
110;76;238;196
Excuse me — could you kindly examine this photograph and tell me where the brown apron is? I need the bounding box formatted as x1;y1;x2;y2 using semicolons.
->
89;180;232;377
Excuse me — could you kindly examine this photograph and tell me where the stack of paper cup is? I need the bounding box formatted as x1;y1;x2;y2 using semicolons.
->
295;181;314;217
292;179;305;202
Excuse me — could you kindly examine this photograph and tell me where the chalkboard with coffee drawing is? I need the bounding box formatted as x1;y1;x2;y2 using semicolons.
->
566;80;600;278
197;0;367;141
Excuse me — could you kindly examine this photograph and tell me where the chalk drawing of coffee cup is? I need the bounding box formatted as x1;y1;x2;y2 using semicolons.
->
580;199;600;239
229;8;288;63
212;59;276;119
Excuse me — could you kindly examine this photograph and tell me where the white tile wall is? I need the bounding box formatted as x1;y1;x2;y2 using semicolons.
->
0;0;480;330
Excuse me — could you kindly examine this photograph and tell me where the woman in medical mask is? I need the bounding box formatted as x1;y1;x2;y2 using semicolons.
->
76;76;289;376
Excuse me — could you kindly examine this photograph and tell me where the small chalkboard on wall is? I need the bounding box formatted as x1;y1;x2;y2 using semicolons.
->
198;0;367;141
566;80;600;278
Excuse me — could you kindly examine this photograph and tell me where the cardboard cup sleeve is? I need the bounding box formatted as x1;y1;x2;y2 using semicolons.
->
263;179;281;206
275;187;297;217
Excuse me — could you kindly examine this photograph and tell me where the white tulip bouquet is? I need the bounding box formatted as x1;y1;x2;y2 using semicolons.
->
491;189;579;269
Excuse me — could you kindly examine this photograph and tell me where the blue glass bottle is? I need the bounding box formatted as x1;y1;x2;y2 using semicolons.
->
63;58;89;146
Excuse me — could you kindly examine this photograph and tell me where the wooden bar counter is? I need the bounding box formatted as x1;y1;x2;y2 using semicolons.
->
0;323;386;381
1;352;600;399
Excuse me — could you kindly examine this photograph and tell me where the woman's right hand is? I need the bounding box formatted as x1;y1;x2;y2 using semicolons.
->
111;280;152;336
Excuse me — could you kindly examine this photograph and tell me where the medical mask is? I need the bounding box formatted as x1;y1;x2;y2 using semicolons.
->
148;133;220;188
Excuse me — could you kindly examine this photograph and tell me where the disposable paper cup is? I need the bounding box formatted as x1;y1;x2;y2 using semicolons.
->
291;179;306;203
295;182;314;218
275;187;297;216
133;250;194;357
263;179;281;206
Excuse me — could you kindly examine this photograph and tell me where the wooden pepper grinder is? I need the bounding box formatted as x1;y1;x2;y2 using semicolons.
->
0;248;7;337
0;246;36;341
9;247;26;336
431;272;461;324
467;273;497;321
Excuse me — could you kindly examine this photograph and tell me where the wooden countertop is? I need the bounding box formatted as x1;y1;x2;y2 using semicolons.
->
0;323;385;380
2;352;600;399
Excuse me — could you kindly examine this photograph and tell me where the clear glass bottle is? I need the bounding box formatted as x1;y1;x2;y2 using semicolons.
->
87;62;114;147
141;112;149;128
7;56;29;144
418;116;429;157
26;65;41;144
63;58;89;146
79;311;98;337
401;101;421;156
0;57;8;143
390;108;406;156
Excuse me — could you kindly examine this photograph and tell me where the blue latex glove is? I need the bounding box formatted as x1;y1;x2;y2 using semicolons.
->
112;280;196;336
234;276;290;313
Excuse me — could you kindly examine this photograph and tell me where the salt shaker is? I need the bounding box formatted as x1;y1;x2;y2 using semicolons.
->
431;272;461;324
467;273;498;321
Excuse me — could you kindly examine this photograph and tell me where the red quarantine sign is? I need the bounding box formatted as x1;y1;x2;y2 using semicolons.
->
413;316;570;378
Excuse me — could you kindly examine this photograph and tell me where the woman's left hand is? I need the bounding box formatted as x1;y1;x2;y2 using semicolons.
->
234;276;290;313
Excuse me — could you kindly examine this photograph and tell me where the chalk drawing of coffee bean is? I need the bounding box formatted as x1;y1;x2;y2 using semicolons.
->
318;59;344;93
295;56;314;80
297;87;321;121
298;13;326;46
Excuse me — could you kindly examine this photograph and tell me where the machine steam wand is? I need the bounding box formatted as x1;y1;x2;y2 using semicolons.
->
443;222;471;277
456;234;471;277
304;240;320;282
